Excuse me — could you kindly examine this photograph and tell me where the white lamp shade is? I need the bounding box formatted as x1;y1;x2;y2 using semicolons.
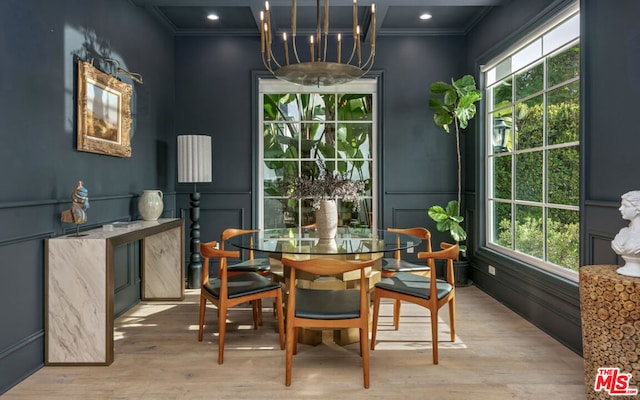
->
177;135;212;183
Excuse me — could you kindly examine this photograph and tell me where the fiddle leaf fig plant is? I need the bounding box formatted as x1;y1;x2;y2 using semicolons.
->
428;200;467;243
428;75;482;252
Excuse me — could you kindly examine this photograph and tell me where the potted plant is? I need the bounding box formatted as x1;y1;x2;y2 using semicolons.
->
427;75;482;284
280;160;365;238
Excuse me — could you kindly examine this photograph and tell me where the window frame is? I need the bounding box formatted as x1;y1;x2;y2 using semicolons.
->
483;4;580;281
257;78;379;231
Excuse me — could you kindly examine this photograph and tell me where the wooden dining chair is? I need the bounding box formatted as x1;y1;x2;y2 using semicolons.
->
220;228;271;275
198;241;285;364
220;228;272;326
381;227;434;330
370;242;459;365
281;257;375;388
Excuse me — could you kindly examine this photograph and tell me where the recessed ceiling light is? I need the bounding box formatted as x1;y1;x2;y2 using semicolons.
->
420;13;432;20
207;13;219;21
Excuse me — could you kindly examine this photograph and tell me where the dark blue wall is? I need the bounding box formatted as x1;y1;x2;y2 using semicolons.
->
0;0;174;394
172;34;467;247
174;36;264;242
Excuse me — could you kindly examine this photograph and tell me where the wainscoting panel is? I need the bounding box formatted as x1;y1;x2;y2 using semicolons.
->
583;201;624;267
0;233;48;394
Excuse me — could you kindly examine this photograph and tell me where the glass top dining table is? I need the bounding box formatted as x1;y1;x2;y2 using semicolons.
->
228;227;421;255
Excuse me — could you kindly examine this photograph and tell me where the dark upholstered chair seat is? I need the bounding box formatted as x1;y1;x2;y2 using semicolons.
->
295;288;361;319
198;241;284;364
204;272;281;299
375;272;453;301
228;258;271;273
381;258;430;274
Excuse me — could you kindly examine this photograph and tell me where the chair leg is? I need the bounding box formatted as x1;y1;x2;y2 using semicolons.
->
431;308;439;365
361;326;370;389
285;321;296;386
370;291;380;350
218;306;227;365
251;301;259;330
257;299;263;326
449;298;456;342
393;299;401;330
275;291;285;350
198;295;206;342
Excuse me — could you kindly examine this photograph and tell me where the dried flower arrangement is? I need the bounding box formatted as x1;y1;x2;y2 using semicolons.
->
280;160;366;211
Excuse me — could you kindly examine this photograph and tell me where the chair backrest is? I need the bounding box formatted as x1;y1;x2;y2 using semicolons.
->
282;257;375;277
298;223;317;230
417;242;460;285
388;227;434;267
200;240;241;298
281;257;375;313
220;228;259;259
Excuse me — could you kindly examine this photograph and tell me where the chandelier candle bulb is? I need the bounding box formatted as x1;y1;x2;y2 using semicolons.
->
324;0;329;35
310;36;314;62
283;33;289;65
292;0;296;36
260;12;265;53
371;4;375;45
353;0;357;38
265;24;271;64
356;25;361;65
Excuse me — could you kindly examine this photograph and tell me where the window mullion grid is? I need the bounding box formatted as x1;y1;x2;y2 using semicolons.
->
510;100;516;251
542;56;549;264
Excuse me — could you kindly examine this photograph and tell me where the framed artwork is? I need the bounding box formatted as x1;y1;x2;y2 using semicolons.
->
77;60;132;157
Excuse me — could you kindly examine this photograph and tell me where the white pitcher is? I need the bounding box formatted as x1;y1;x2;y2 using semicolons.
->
138;190;164;221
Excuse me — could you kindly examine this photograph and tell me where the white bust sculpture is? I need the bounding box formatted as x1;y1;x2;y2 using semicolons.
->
611;190;640;277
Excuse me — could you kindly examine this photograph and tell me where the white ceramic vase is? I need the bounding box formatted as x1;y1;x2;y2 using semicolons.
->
315;200;338;239
139;190;164;221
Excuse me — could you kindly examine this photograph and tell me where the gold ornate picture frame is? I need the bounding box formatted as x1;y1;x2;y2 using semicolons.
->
77;60;132;157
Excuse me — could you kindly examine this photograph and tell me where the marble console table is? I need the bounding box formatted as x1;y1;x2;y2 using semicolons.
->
45;218;184;365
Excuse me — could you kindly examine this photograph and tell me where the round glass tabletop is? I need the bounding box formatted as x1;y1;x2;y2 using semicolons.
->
228;227;421;255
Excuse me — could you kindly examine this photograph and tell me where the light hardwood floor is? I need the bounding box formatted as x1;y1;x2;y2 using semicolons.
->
4;286;585;399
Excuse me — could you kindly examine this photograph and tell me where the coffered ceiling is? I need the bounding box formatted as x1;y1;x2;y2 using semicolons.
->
130;0;506;36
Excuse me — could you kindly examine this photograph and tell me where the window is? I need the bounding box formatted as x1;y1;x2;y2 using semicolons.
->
484;5;580;279
258;79;377;230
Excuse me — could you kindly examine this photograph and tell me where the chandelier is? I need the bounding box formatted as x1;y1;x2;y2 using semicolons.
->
260;0;376;87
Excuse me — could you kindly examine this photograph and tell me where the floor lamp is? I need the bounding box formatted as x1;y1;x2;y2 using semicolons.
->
177;135;212;289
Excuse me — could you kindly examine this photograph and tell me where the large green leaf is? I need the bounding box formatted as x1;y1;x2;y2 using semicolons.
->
428;205;448;222
453;75;477;93
443;89;457;106
433;110;453;133
445;200;459;217
430;81;451;94
428;200;468;244
428;98;443;109
450;223;467;242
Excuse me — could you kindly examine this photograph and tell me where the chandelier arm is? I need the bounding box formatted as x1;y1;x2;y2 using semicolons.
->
361;48;375;74
322;0;329;62
270;47;282;69
346;39;357;65
315;0;321;62
323;34;328;63
292;35;301;64
262;51;274;73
